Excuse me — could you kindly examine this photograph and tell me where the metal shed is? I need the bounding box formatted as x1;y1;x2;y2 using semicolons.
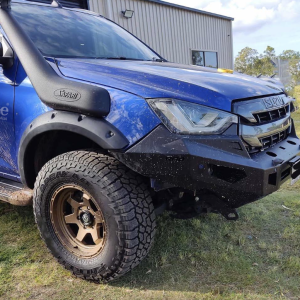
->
88;0;234;69
29;0;88;8
33;0;234;69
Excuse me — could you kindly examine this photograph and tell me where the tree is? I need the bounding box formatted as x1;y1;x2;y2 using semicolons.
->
264;46;276;58
279;50;300;60
234;46;275;76
258;46;276;76
253;55;275;77
234;47;259;76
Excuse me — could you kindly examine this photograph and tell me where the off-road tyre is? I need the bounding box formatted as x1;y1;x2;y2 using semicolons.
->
33;150;156;282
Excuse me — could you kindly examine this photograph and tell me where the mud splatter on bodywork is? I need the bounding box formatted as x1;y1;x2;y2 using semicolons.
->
0;56;18;176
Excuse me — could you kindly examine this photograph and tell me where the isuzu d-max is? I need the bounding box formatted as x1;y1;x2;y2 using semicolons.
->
0;0;299;282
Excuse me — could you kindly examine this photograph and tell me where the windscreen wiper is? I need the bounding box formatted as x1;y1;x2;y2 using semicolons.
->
99;57;147;61
145;58;164;62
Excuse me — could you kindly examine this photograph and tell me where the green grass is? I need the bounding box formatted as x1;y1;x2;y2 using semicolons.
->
1;114;300;300
294;86;300;103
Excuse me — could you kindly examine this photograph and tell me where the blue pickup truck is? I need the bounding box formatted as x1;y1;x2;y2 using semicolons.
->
0;0;299;282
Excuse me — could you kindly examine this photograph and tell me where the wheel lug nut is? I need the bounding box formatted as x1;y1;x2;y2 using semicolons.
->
87;207;90;210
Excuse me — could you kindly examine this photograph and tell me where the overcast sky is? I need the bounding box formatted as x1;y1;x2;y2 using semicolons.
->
167;0;300;58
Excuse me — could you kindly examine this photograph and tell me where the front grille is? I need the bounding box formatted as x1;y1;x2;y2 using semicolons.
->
260;128;289;149
247;128;290;153
234;95;294;153
253;104;290;124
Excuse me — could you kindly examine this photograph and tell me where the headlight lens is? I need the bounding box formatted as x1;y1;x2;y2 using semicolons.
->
148;99;238;135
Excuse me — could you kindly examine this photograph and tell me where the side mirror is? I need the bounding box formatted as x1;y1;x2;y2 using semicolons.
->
0;37;14;69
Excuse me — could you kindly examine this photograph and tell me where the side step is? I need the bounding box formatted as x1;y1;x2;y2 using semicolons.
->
0;177;33;206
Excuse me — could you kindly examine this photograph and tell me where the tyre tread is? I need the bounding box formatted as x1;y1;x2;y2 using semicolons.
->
33;150;156;282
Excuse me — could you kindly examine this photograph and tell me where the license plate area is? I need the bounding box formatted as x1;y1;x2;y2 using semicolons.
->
290;156;300;185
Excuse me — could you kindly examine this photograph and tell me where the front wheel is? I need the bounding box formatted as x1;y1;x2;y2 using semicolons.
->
33;151;156;282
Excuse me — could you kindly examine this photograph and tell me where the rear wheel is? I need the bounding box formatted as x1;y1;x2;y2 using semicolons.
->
33;151;156;282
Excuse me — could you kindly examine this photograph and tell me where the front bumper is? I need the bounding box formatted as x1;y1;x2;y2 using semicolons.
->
113;124;300;208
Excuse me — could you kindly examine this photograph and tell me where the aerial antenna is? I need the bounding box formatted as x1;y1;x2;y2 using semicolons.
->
51;0;63;8
0;0;11;9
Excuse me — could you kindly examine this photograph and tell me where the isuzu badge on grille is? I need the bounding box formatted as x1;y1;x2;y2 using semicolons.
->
263;96;285;109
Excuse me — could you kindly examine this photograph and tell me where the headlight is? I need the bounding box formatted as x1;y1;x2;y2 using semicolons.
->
147;99;238;135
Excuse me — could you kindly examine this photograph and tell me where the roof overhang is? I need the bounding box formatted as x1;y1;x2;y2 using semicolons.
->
144;0;234;21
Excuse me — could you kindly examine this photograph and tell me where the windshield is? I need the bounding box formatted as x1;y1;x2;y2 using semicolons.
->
11;3;160;60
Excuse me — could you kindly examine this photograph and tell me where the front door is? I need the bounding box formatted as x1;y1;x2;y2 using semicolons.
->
0;32;18;179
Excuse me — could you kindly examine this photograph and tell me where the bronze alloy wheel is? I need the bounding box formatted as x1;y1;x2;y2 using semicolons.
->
34;151;156;282
50;184;106;258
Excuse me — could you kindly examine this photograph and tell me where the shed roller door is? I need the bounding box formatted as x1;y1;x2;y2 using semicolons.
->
27;0;88;9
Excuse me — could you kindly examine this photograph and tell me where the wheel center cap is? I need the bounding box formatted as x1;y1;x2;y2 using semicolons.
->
80;211;93;226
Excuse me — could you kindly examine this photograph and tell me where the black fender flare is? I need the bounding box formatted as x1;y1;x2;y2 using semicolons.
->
18;110;129;186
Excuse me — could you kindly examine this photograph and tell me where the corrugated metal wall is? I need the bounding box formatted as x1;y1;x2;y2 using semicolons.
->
89;0;233;69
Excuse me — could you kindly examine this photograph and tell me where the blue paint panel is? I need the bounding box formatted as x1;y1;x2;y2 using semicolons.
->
105;88;160;145
14;67;159;152
14;65;51;163
0;56;19;178
57;59;283;113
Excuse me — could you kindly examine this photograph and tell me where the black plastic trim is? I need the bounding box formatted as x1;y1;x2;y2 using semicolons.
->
18;110;129;186
0;0;10;8
0;5;111;117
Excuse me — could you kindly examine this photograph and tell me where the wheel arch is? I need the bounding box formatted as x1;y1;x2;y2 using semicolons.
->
18;110;129;188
